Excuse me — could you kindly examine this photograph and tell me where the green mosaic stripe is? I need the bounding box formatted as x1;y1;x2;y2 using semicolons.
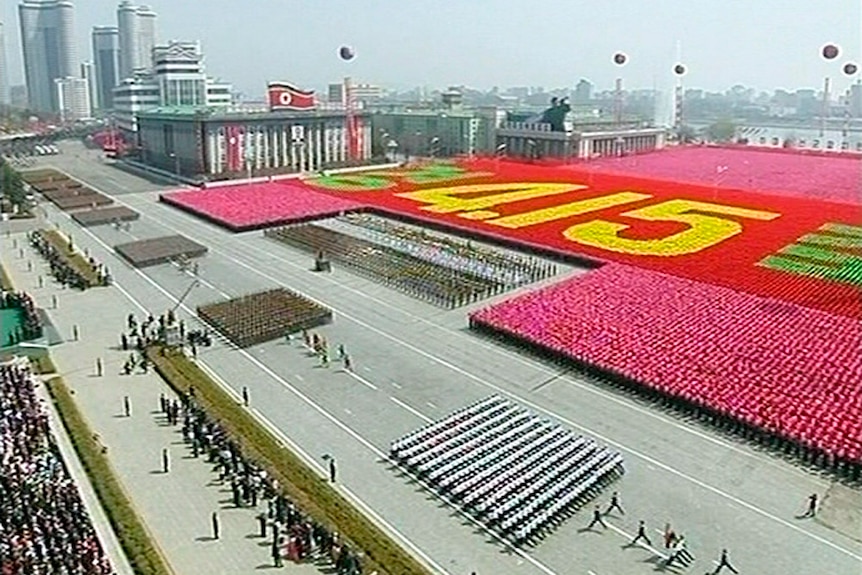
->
799;233;862;250
761;253;862;286
405;164;468;184
820;223;862;238
306;174;394;191
781;243;856;263
760;223;862;287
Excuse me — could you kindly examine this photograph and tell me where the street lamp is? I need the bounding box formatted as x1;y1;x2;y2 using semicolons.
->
386;139;399;163
168;152;180;176
292;139;307;174
526;139;537;161
429;136;440;158
615;136;626;157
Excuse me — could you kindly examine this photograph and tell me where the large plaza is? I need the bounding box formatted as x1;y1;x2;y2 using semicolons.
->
2;139;861;575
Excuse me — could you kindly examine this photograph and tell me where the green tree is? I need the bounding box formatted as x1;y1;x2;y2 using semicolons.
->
705;120;737;142
1;161;28;211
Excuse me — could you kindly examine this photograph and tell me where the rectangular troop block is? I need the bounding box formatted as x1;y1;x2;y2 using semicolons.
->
197;288;332;348
42;187;96;201
114;235;207;268
389;395;624;547
51;193;113;211
21;169;70;184
32;180;74;193
71;206;140;227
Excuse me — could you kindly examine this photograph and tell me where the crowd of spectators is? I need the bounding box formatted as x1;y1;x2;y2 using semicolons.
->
1;290;43;346
0;359;114;575
176;386;363;572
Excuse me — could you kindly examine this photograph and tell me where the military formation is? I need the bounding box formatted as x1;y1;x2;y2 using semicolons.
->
28;230;110;290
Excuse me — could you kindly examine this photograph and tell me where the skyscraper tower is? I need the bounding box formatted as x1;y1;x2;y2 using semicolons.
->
92;26;120;109
80;60;97;111
117;1;157;80
18;0;77;112
0;21;8;105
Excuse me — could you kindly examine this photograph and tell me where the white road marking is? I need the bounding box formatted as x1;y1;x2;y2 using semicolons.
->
391;382;402;389
295;374;304;381
345;369;378;390
426;401;437;409
389;396;434;423
344;408;352;415
66;172;862;564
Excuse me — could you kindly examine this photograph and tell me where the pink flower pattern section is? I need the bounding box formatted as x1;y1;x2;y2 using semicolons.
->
575;146;862;204
470;265;862;461
161;183;364;231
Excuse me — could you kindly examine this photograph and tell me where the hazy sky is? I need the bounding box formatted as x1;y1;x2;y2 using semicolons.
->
3;0;860;97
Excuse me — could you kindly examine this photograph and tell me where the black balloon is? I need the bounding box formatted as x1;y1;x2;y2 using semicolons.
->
843;62;858;75
674;63;686;75
339;46;355;61
822;44;839;60
613;52;627;65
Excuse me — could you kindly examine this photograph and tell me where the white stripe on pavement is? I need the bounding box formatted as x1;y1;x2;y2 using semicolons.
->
390;396;434;423
344;369;378;390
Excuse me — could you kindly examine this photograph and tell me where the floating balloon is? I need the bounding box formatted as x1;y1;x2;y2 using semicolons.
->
821;44;839;60
613;52;627;65
843;62;859;75
339;45;355;61
673;63;686;75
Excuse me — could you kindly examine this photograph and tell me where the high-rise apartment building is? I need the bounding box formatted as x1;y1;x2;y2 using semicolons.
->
18;0;78;112
55;76;91;121
80;61;97;111
92;25;120;109
117;1;157;80
113;40;232;137
0;21;8;105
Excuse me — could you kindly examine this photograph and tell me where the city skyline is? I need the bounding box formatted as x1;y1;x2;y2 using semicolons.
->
1;0;860;101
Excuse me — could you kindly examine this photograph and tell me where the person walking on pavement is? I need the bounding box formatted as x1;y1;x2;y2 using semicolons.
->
211;511;220;540
337;344;346;360
713;548;739;574
663;523;678;548
123;396;131;417
329;457;337;483
800;493;818;518
231;479;241;507
586;506;607;530
605;491;625;515
161;448;170;473
343;354;352;372
271;534;283;567
257;512;268;538
631;520;653;547
95;357;102;377
242;386;250;407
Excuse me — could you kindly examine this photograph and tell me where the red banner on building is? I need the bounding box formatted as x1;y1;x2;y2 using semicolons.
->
225;124;243;172
267;82;316;111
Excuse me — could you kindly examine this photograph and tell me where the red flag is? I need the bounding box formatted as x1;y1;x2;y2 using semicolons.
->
267;82;316;111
